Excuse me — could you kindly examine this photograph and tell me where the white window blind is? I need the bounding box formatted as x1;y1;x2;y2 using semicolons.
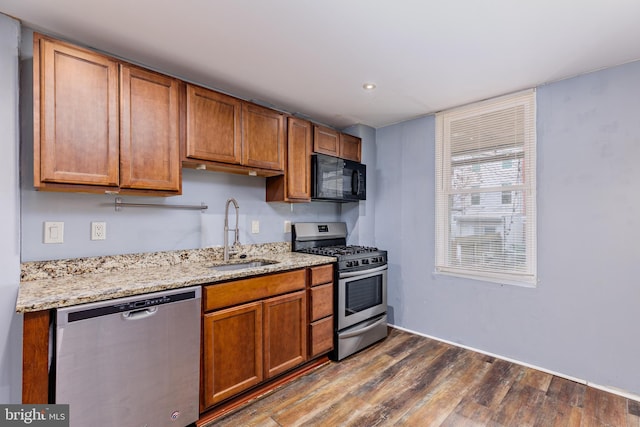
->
435;90;536;286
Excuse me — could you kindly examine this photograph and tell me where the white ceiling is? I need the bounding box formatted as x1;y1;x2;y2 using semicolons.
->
2;0;640;129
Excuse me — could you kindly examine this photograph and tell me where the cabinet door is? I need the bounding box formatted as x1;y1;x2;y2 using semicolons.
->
202;301;263;408
242;103;285;171
35;35;119;187
313;125;340;157
185;84;242;165
120;65;181;192
286;117;312;201
339;133;362;162
263;291;307;379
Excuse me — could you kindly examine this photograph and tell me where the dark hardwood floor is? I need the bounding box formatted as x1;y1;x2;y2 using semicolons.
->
209;328;640;426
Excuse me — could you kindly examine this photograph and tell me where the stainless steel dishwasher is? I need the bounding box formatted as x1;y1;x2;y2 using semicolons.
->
55;286;201;427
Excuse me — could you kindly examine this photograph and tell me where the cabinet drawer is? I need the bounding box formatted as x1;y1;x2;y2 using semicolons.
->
204;269;305;312
309;264;333;286
309;283;333;322
309;316;333;357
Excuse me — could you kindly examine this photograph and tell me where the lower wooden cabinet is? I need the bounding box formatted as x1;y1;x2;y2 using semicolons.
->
307;264;335;358
201;269;308;410
264;291;307;378
309;315;334;357
202;301;263;408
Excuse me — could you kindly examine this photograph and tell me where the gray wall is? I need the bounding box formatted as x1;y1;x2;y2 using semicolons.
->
341;124;376;247
19;28;374;262
0;13;22;404
375;59;640;395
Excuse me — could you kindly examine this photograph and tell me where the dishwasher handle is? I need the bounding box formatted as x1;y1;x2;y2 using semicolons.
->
122;307;158;320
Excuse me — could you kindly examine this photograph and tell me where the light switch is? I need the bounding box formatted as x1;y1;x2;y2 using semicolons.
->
251;220;260;234
284;220;292;233
44;221;64;244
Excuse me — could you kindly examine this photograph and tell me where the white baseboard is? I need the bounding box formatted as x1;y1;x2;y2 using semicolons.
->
388;324;640;403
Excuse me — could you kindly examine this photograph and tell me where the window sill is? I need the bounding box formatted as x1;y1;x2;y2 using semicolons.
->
434;268;537;288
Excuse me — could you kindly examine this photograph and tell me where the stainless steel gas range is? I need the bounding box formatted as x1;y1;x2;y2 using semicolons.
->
292;222;388;360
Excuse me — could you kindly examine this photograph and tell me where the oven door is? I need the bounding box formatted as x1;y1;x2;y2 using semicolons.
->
338;265;387;330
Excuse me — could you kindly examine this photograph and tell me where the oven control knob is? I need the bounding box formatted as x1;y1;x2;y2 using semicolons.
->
346;261;353;268
362;259;369;265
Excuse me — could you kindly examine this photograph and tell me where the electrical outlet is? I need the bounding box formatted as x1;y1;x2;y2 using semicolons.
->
251;220;260;234
284;220;292;233
44;222;64;244
91;222;107;240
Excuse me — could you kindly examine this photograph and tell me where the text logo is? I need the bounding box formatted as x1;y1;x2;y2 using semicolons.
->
0;405;69;427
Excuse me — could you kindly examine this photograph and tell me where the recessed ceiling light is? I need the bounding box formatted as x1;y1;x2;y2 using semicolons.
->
362;83;376;90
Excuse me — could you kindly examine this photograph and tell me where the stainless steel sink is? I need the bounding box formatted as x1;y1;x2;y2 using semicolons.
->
209;260;278;271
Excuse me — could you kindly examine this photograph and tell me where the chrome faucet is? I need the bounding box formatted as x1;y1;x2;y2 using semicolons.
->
223;198;240;261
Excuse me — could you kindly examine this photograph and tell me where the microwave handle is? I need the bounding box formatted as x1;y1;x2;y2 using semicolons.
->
351;170;360;195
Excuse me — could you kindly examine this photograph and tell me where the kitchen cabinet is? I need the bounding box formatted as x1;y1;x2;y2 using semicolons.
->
312;125;362;162
201;269;307;409
242;103;286;171
33;33;182;195
34;34;119;189
203;301;263;407
307;264;335;357
264;291;307;378
119;65;181;192
339;133;362;163
266;117;313;202
313;125;340;158
184;84;242;165
184;84;285;175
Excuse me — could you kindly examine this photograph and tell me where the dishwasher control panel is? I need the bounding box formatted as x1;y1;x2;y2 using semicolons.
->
64;289;199;323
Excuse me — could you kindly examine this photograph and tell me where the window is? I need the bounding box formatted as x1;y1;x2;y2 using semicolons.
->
501;190;512;205
435;90;536;286
501;183;512;205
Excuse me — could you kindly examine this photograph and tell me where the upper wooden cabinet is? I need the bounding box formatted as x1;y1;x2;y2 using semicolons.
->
242;103;285;171
266;117;312;202
184;84;242;165
120;65;181;192
313;125;340;158
339;133;362;163
33;34;182;195
35;35;120;189
184;84;285;175
312;125;361;162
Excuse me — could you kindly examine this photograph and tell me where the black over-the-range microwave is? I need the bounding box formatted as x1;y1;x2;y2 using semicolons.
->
311;153;366;202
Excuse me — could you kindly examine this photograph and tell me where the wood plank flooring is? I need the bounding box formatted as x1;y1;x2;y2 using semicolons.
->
209;328;640;426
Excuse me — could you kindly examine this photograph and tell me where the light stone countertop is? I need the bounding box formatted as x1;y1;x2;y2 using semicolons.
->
16;243;335;313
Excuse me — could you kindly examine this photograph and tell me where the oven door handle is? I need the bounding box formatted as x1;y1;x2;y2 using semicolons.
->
339;264;388;279
340;315;387;339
